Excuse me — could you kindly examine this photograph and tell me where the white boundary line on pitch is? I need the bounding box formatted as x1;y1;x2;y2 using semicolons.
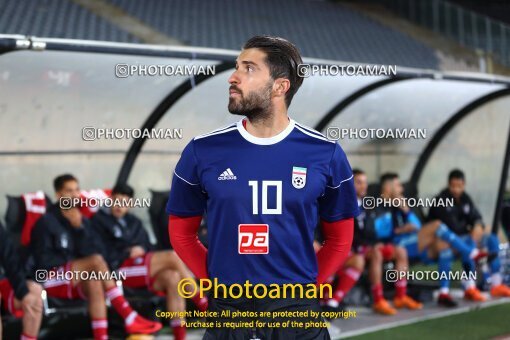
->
336;297;510;339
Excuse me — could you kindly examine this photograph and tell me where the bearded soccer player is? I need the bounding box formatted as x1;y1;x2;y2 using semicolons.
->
167;36;357;340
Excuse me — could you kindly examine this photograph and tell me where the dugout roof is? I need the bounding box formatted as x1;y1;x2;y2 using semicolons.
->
0;35;509;232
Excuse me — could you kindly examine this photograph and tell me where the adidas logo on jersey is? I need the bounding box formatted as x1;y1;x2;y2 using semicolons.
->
218;168;237;180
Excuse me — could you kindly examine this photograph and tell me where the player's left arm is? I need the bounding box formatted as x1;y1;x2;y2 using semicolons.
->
316;217;354;284
166;140;208;279
168;214;208;279
316;143;358;284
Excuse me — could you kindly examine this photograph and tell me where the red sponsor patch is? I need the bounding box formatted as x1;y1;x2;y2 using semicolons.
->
238;224;269;254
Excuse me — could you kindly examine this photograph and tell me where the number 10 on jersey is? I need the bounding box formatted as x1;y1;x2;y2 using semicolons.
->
248;180;282;215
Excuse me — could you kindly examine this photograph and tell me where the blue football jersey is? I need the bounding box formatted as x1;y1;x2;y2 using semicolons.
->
166;118;359;285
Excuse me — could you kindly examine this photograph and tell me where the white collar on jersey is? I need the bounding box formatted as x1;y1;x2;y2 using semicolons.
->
236;117;295;145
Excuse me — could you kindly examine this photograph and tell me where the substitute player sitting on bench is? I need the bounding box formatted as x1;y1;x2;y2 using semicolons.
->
30;174;161;340
429;169;510;301
370;173;485;314
91;183;208;340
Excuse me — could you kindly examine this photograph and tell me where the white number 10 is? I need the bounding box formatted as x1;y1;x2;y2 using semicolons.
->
248;180;282;215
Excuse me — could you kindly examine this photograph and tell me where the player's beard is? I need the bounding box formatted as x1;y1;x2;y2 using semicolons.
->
228;81;273;122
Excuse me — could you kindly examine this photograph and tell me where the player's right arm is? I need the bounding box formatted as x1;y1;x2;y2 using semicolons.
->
166;140;208;279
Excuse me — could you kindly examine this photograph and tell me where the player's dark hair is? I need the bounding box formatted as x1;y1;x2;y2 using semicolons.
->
53;174;78;192
243;35;304;108
448;169;465;182
380;172;399;187
112;183;134;198
353;168;365;176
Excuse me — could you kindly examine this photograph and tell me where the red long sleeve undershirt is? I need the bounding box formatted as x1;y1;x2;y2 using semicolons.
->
168;215;209;279
168;214;354;284
315;217;354;284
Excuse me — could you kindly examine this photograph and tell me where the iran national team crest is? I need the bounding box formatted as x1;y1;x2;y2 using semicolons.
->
292;166;307;189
